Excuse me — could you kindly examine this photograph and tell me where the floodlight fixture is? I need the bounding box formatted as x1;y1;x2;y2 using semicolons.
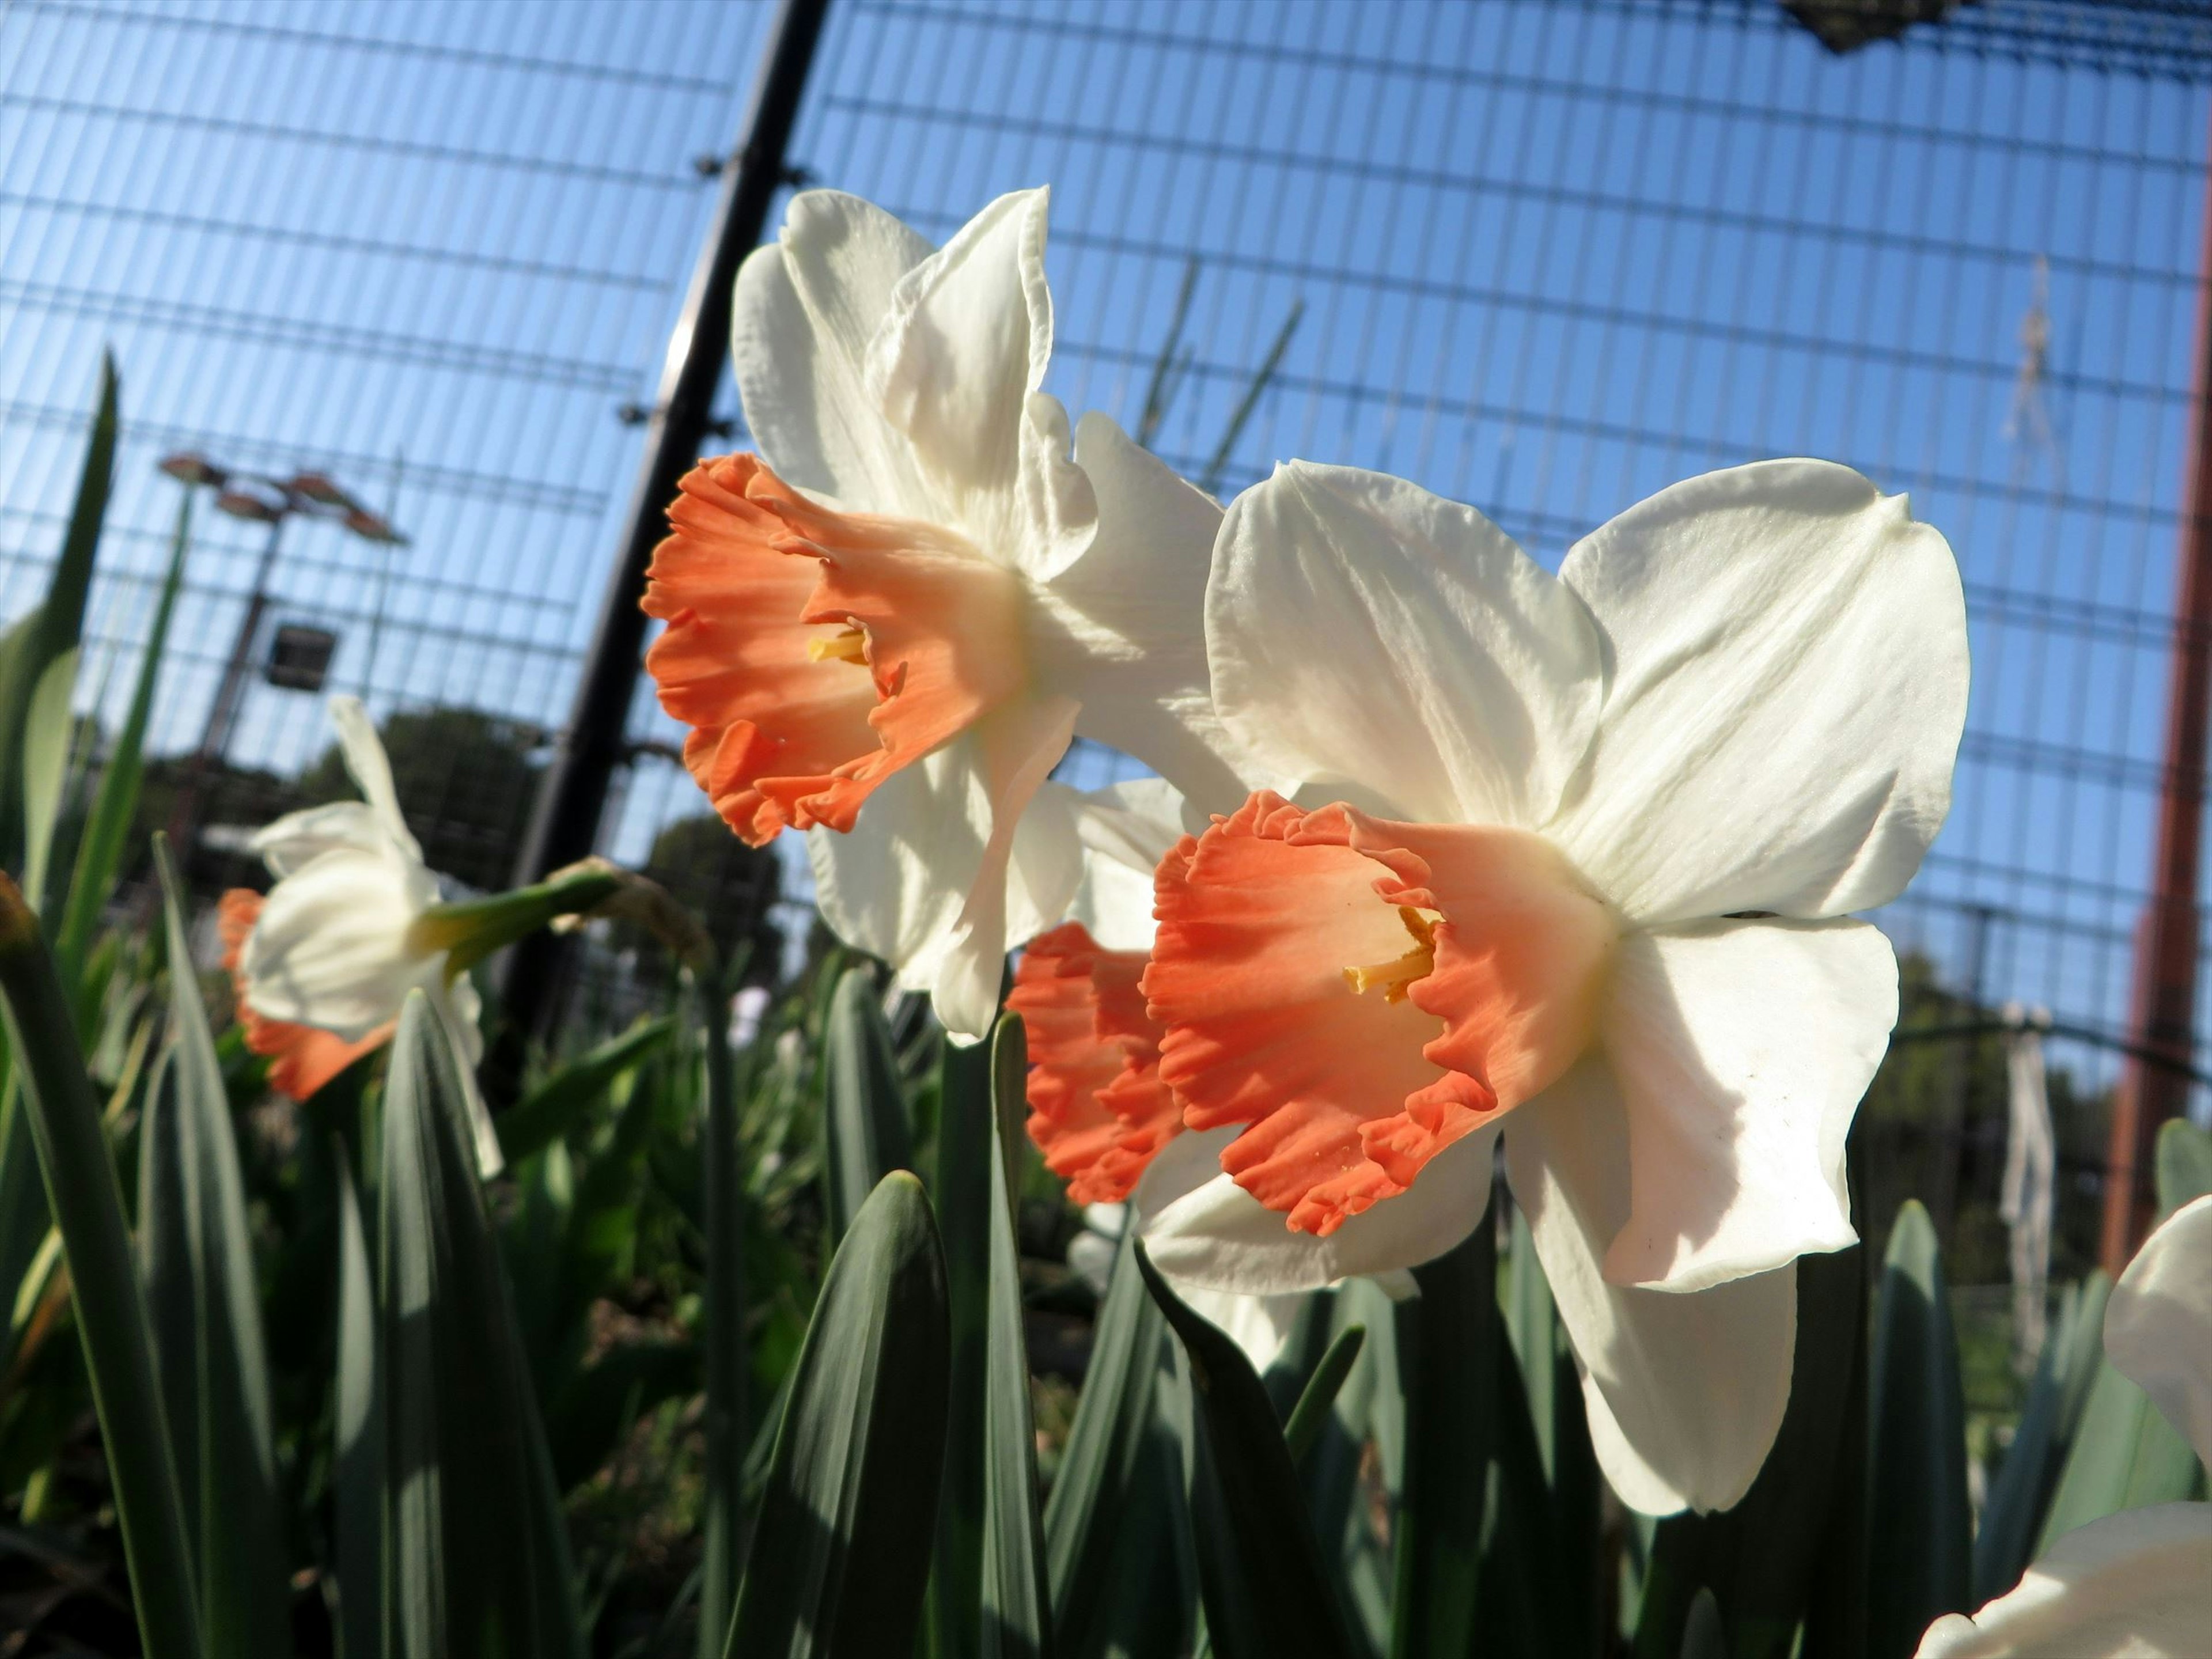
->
343;506;407;546
159;451;227;487
214;487;285;524
288;471;359;510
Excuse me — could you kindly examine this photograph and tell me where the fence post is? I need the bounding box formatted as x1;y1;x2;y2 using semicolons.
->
501;0;832;1039
2104;103;2212;1274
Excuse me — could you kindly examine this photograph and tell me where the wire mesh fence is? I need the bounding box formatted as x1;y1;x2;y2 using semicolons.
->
8;0;2212;1286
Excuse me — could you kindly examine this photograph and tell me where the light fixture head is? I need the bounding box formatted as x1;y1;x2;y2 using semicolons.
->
288;471;359;510
214;487;285;524
159;452;226;487
343;507;407;546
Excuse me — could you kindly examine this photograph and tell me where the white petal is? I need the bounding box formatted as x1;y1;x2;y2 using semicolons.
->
1550;460;1967;925
2105;1194;2212;1469
1066;838;1163;952
1207;462;1602;828
1005;774;1084;949
865;188;1094;575
328;695;424;864
1175;1284;1309;1376
730;190;935;514
1600;918;1895;1292
1914;1503;2212;1659
243;848;428;1039
1139;1126;1498;1297
809;696;1078;1044
1029;414;1250;813
1506;1054;1796;1514
251;800;389;879
1047;775;1194;950
1129;1125;1237;1219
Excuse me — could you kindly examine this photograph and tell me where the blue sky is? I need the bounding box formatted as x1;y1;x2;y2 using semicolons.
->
4;0;2212;1100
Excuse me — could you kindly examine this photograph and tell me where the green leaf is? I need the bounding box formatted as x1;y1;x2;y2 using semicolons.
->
0;354;115;877
728;1171;949;1657
496;1016;674;1168
56;493;190;999
1282;1325;1365;1468
1972;1272;2111;1602
695;961;748;1659
1631;1245;1870;1659
931;1031;995;1659
0;868;202;1658
2156;1117;2212;1219
380;989;584;1658
1044;1229;1183;1659
980;1015;1054;1657
135;843;290;1655
821;966;915;1248
1137;1241;1357;1659
2036;1317;2207;1551
1502;1203;1601;1657
332;1137;382;1659
21;646;81;910
0;1077;48;1386
1297;1277;1404;1658
1389;1219;1496;1659
1865;1201;1971;1659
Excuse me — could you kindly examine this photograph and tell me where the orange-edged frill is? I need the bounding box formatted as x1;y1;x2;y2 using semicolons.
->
1143;791;1615;1238
219;889;391;1101
1007;923;1182;1205
642;453;1025;847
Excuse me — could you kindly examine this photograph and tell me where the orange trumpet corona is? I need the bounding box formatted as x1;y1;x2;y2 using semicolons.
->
1143;791;1618;1237
643;453;1028;847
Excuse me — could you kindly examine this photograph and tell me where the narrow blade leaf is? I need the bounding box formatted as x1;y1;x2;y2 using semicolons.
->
1865;1201;1971;1659
134;842;290;1654
56;493;190;999
821;966;914;1248
332;1137;382;1659
381;988;584;1657
497;1014;674;1168
1972;1271;2112;1601
0;354;115;876
1137;1242;1356;1659
728;1171;949;1657
980;1014;1053;1657
0;869;202;1658
932;1031;994;1657
1389;1218;1497;1659
1044;1228;1182;1659
696;960;747;1659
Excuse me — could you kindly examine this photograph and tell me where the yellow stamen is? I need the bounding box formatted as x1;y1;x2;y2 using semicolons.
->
807;624;869;664
1342;907;1440;1004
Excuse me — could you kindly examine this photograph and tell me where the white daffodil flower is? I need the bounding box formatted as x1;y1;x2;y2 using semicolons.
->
221;695;497;1172
1916;1194;2212;1658
1010;776;1406;1376
642;187;1240;1042
1136;459;1968;1514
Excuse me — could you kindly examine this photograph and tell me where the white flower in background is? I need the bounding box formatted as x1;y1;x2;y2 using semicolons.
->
642;187;1241;1043
1138;459;1968;1514
221;695;497;1172
1916;1194;2212;1659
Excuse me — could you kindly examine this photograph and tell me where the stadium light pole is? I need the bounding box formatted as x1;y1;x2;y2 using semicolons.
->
158;453;405;861
501;0;831;1039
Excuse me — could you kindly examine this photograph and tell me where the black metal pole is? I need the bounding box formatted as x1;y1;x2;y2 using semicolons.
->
167;510;285;858
501;0;832;1036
